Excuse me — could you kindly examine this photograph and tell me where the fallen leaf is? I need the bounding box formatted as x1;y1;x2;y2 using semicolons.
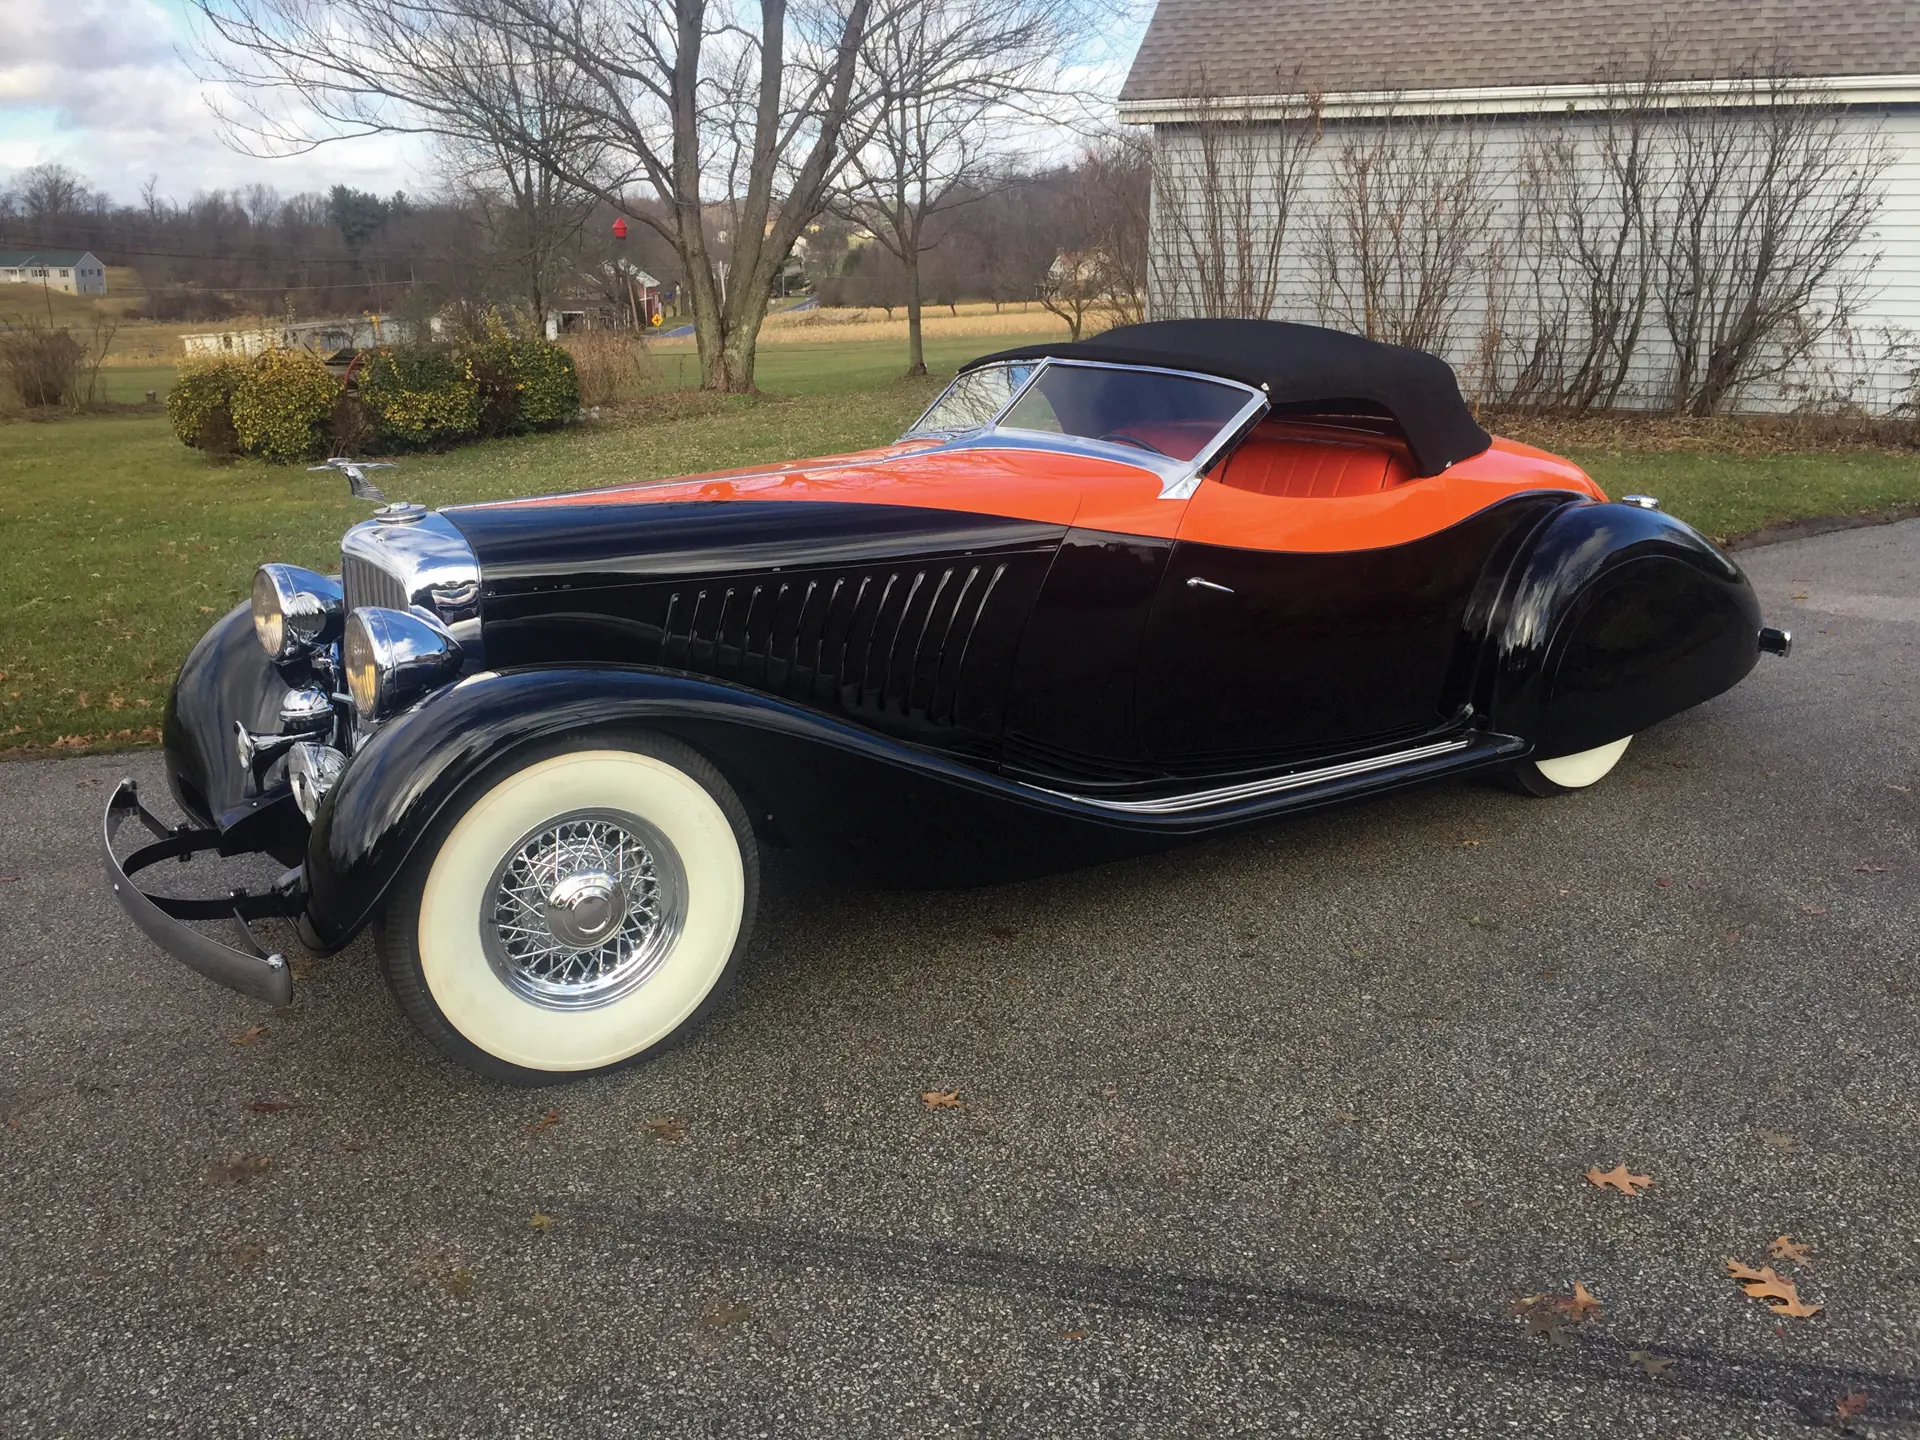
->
645;1117;685;1142
446;1266;475;1298
1769;1234;1812;1266
288;956;314;981
232;1241;267;1266
702;1300;752;1327
1521;1307;1572;1347
245;1099;294;1114
1853;863;1887;873
526;1108;562;1133
529;1211;556;1233
1565;1280;1601;1322
1460;838;1482;847
1756;1127;1806;1154
1538;968;1558;980
1060;1327;1087;1339
206;1154;274;1185
1790;591;1809;600
1835;1392;1868;1421
1800;904;1828;917
1655;877;1673;888
1586;1164;1653;1197
1628;1350;1674;1378
1724;1259;1821;1317
987;924;1017;940
921;1090;963;1109
231;1024;268;1046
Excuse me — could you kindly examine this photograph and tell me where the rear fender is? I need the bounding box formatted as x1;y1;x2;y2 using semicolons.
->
1486;502;1761;753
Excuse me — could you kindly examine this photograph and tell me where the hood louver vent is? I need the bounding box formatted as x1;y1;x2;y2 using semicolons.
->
657;562;1008;727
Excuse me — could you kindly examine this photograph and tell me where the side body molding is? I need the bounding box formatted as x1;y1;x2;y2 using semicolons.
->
1484;500;1763;754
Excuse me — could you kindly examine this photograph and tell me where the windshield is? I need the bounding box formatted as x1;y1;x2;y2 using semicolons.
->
904;361;1038;436
902;359;1256;464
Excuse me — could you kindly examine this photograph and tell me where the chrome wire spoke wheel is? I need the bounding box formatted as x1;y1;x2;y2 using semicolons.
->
382;739;757;1082
482;809;688;1010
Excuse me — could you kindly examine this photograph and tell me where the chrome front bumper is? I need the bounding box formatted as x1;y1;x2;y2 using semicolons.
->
102;779;299;1006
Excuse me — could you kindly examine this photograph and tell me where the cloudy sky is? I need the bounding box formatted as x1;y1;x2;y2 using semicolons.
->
1;0;438;203
0;0;1140;208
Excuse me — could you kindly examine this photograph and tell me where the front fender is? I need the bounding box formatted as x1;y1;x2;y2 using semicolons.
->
1487;501;1762;753
161;602;309;861
299;667;1167;950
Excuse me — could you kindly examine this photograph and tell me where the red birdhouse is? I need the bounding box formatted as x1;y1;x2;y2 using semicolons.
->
611;217;628;239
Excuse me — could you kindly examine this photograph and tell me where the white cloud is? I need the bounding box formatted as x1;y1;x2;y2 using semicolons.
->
0;0;427;203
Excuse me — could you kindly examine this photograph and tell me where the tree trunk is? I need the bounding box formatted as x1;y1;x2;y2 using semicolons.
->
904;250;926;376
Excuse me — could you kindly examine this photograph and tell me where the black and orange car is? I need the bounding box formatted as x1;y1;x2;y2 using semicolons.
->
105;319;1789;1081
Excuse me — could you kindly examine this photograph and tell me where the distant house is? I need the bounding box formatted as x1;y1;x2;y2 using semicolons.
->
1119;0;1920;412
545;268;664;338
0;250;107;295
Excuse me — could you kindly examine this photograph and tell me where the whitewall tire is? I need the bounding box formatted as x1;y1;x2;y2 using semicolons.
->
1506;735;1633;796
377;733;759;1084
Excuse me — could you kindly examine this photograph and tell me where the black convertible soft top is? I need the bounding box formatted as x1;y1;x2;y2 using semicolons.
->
964;318;1491;478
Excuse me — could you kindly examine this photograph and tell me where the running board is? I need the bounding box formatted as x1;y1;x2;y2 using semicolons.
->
1033;735;1499;817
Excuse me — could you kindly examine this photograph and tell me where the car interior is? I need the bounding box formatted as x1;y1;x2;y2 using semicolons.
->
1211;417;1415;499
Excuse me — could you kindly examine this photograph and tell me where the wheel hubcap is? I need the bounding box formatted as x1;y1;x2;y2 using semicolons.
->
482;809;687;1010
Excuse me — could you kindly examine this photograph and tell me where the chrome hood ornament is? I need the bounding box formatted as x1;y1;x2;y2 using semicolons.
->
308;456;396;503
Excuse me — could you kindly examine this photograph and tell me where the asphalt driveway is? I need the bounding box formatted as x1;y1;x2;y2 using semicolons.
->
2;519;1916;1438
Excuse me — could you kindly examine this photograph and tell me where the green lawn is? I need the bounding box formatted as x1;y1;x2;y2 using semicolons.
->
3;332;1918;754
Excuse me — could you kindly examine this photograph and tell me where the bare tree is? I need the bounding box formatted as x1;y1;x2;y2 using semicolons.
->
190;0;889;392
1032;137;1149;336
1655;67;1888;414
1491;57;1670;409
1313;109;1491;353
835;0;1058;373
435;21;605;327
1148;74;1321;320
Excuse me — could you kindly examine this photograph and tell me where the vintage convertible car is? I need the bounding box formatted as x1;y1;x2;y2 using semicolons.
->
104;319;1789;1082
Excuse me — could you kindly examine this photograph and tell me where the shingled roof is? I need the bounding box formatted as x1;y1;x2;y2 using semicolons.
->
1120;0;1920;104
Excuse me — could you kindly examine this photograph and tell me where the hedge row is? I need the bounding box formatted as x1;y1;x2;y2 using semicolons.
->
168;334;580;463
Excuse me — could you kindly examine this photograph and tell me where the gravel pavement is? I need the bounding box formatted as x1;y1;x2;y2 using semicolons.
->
2;518;1917;1438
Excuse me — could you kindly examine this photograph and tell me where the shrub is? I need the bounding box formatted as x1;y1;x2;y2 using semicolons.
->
358;345;481;449
230;348;341;463
563;331;655;407
508;337;581;428
0;324;87;408
167;358;246;452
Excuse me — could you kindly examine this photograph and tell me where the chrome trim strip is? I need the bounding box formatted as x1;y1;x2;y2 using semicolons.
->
1034;737;1474;815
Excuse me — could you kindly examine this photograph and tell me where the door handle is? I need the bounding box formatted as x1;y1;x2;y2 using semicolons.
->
1186;576;1234;594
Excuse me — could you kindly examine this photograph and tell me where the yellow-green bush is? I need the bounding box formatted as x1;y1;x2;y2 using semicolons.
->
358;345;482;449
166;358;246;452
229;348;341;463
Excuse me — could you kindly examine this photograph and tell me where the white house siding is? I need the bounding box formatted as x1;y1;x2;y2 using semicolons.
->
1146;106;1920;412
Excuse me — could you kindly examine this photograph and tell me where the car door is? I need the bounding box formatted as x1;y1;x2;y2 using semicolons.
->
1135;445;1524;773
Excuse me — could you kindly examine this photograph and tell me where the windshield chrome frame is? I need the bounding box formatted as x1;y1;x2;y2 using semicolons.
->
904;357;1269;500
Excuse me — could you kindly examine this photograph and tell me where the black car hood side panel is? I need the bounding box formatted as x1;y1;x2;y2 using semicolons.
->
446;499;1065;594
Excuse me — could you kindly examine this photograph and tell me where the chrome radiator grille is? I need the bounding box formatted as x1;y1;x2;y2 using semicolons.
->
343;552;410;616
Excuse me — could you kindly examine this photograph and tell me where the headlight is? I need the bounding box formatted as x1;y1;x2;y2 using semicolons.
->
343;606;463;721
252;564;343;662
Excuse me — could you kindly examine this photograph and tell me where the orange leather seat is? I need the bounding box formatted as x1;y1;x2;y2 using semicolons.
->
1218;435;1400;498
